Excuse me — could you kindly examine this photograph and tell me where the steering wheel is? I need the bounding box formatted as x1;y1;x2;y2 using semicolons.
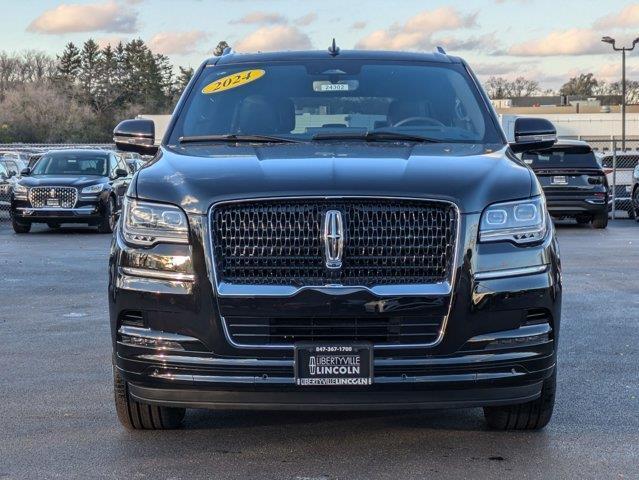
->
393;116;445;128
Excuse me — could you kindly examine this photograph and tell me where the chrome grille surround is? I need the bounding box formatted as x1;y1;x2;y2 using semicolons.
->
209;197;458;290
28;186;78;209
205;196;462;350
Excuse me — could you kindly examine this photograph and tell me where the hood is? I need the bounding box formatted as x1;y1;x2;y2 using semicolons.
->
135;143;535;215
20;175;108;188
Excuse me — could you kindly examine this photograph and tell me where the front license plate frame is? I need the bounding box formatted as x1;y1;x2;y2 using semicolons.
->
46;198;60;207
552;175;567;185
295;343;373;386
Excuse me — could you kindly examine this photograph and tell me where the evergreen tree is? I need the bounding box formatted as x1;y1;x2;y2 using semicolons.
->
57;42;81;80
79;39;102;106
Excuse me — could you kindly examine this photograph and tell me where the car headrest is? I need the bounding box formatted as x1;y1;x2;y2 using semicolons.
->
276;97;295;133
235;95;280;134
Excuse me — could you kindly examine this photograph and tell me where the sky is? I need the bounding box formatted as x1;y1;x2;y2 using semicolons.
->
3;0;639;90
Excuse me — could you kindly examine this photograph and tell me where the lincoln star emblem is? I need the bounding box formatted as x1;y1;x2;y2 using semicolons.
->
49;188;56;198
322;210;345;269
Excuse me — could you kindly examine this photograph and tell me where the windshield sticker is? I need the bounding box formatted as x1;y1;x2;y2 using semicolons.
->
313;80;359;92
202;69;265;94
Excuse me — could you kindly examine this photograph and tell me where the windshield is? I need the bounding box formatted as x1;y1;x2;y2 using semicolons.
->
32;153;109;176
168;60;502;145
522;148;600;169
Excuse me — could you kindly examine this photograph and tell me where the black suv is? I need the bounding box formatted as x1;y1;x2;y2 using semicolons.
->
523;140;609;228
11;149;131;233
109;48;562;431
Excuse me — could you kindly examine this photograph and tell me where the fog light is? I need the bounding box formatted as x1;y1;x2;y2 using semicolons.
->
119;334;184;350
487;332;549;349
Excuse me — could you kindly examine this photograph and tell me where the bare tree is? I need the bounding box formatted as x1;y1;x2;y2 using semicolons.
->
484;76;539;99
0;82;99;142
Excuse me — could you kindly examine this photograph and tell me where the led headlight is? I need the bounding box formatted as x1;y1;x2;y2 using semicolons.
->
81;183;107;194
122;198;189;246
480;196;547;244
13;183;28;200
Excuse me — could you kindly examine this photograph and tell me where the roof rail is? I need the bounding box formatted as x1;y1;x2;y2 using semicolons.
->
436;46;446;55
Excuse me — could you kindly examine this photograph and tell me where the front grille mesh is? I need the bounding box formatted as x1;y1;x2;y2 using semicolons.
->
225;316;443;346
29;187;77;208
211;198;457;287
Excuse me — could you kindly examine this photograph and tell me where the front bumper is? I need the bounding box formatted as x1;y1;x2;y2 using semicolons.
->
109;212;562;410
12;194;106;223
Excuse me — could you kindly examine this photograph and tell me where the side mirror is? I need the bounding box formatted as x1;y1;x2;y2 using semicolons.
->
115;168;129;178
113;119;157;155
510;118;557;154
20;167;30;176
0;172;6;180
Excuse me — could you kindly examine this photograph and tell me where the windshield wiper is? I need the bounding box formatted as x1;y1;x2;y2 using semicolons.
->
311;130;444;143
178;134;300;144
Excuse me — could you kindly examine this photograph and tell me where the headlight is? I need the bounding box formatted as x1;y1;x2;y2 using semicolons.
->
13;183;28;198
122;198;189;246
81;183;107;194
479;196;547;244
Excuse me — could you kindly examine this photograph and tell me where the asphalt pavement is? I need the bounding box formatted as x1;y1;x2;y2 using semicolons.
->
0;220;638;480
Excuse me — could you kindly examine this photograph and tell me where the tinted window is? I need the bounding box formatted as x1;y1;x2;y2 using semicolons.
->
523;149;600;168
169;61;502;144
32;153;109;176
4;160;19;175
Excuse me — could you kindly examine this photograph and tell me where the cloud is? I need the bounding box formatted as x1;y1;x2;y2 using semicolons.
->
148;30;209;55
508;28;607;56
95;35;129;48
471;62;524;77
595;5;639;29
355;7;477;50
235;25;312;52
27;1;138;34
230;11;287;25
351;21;367;30
596;62;639;82
295;12;317;26
432;32;498;52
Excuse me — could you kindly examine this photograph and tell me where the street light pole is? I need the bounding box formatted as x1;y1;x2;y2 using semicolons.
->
601;36;639;151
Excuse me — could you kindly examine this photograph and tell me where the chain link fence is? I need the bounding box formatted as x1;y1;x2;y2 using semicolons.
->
0;144;114;226
561;136;639;218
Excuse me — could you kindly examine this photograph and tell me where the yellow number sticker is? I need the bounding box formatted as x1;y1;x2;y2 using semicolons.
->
201;69;265;94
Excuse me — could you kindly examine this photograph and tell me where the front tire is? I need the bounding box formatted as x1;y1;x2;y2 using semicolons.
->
483;369;556;431
12;217;31;234
98;196;116;233
592;212;608;229
113;366;185;430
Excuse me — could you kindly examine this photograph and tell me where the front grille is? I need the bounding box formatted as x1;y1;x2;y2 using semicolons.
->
224;316;443;346
211;198;457;287
29;187;77;208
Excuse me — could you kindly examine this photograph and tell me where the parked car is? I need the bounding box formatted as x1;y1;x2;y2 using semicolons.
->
599;151;639;218
0;152;29;177
632;165;639;221
109;48;561;431
0;162;12;213
11;149;132;233
0;155;28;213
522;140;609;228
118;151;146;174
